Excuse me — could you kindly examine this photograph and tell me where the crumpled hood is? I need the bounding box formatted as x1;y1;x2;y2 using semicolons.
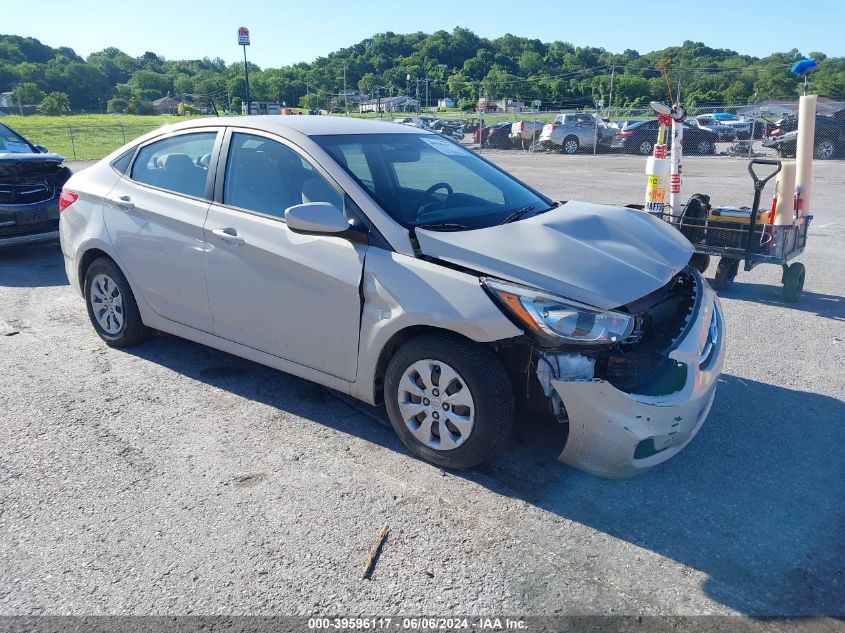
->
0;152;66;178
415;201;694;310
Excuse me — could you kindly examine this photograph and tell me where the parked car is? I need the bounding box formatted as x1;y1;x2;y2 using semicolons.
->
431;119;464;141
60;116;724;479
509;120;546;148
536;113;614;154
474;122;513;148
709;112;752;140
611;119;719;155
762;109;845;160
0;122;72;247
393;117;429;129
689;115;737;141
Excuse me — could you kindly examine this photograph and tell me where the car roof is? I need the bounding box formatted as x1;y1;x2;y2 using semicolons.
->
154;115;430;137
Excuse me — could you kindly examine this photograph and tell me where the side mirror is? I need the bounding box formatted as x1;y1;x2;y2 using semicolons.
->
35;145;49;153
285;202;350;235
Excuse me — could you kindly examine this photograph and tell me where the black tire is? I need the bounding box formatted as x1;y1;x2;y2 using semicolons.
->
783;262;806;302
690;253;711;274
384;333;514;469
636;139;653;156
562;136;580;155
83;257;149;347
712;257;739;291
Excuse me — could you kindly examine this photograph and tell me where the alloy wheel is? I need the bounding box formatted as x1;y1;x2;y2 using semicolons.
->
816;140;835;160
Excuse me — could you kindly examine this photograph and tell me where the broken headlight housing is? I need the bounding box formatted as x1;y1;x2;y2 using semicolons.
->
484;278;634;347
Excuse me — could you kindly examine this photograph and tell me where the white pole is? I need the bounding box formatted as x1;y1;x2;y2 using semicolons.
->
669;107;684;218
795;94;817;217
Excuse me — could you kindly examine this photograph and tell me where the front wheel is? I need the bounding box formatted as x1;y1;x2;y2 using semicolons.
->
695;140;714;155
783;262;806;302
711;257;739;291
84;257;149;347
814;139;836;160
384;334;514;469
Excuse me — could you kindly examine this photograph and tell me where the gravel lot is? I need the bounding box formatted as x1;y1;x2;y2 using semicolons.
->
1;154;843;621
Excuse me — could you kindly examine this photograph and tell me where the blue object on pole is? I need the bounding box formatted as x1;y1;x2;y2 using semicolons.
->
790;59;817;77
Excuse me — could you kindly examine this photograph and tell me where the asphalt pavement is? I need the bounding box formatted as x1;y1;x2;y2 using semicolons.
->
0;155;842;623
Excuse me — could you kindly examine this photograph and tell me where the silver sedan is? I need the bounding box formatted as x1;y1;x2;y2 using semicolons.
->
59;116;724;478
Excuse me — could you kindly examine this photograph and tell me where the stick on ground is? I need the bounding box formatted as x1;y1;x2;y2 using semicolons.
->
361;523;390;580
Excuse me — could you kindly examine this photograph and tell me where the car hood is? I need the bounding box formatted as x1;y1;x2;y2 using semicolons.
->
0;152;66;178
415;201;694;309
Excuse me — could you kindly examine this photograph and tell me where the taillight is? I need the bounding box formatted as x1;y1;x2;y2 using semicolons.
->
616;130;633;137
59;189;78;212
515;122;523;132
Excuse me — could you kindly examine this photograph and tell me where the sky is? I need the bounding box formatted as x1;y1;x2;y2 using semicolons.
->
6;0;844;68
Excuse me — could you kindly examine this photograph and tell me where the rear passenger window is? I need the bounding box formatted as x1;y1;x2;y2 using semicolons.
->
223;133;342;219
130;132;217;198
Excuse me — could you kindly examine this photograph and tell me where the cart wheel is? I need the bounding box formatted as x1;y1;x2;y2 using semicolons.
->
783;262;805;303
690;253;710;274
712;258;738;291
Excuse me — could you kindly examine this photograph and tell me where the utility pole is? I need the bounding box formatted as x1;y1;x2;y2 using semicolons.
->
238;27;251;114
343;62;348;115
607;64;616;116
15;87;23;116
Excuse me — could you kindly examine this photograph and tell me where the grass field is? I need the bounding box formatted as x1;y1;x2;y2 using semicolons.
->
4;109;648;161
4;114;191;160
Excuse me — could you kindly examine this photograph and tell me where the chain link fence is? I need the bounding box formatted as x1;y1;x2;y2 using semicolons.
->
411;101;845;162
6;100;844;163
7;121;164;160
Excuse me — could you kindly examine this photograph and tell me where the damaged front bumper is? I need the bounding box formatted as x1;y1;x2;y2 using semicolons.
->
552;281;725;478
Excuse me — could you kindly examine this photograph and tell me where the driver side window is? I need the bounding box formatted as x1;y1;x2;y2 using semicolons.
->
223;132;342;219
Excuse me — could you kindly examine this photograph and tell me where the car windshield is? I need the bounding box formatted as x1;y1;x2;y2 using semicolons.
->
0;125;36;154
314;133;552;230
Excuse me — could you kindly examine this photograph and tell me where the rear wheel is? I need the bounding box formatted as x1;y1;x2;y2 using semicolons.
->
562;136;580;154
783;262;806;302
696;140;713;155
384;334;514;469
84;257;149;347
637;139;653;156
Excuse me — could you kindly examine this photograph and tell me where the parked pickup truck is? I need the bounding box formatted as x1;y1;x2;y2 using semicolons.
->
509;120;546;148
536;113;614;154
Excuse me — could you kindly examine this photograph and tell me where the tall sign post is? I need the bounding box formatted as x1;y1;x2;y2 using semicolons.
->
238;27;251;114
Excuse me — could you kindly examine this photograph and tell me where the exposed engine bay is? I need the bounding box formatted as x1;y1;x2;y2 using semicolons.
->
498;266;701;411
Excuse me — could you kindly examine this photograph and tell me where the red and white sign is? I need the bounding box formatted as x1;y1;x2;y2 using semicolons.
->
238;27;250;46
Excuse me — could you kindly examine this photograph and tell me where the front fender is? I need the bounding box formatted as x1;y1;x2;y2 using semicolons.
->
351;248;522;404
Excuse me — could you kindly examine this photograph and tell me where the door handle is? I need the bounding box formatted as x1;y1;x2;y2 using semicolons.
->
211;227;245;245
106;195;134;211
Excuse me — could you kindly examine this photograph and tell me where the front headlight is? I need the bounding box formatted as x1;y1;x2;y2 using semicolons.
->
483;278;634;346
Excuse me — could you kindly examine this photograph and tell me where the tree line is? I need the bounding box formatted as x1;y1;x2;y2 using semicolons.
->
1;29;843;116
